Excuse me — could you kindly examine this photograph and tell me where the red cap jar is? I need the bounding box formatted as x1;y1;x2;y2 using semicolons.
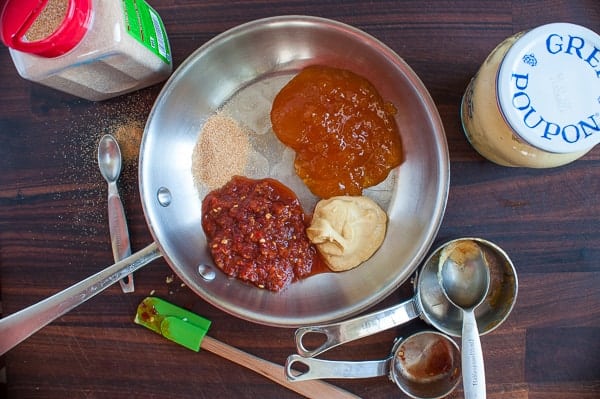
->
0;0;172;101
1;0;92;57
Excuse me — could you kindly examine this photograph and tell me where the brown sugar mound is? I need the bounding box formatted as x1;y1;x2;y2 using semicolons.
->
192;112;250;191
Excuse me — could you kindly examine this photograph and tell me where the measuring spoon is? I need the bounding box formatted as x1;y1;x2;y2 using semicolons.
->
295;238;518;358
438;240;490;399
98;134;134;293
287;331;461;399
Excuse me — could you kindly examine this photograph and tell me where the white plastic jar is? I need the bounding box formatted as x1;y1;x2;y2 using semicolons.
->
0;0;172;101
461;23;600;167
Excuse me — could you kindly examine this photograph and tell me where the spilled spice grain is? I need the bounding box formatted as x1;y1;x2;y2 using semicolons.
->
52;89;155;244
192;112;250;191
112;121;143;164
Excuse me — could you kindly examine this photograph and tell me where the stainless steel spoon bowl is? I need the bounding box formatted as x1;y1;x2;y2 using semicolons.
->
438;240;490;399
98;134;122;183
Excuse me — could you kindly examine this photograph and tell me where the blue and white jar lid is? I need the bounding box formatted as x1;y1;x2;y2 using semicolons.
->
497;22;600;153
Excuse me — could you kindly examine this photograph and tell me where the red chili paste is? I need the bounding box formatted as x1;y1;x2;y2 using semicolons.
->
201;176;322;292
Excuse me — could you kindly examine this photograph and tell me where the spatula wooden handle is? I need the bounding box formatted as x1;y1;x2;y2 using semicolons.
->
201;336;361;399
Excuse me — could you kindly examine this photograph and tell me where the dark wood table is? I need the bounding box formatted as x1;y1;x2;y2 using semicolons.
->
1;1;599;398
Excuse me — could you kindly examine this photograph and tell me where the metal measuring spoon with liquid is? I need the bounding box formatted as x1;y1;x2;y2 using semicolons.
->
295;238;518;358
438;240;490;399
287;331;461;399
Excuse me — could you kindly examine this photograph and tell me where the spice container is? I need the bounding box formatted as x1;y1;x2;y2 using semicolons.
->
461;23;600;167
0;0;172;101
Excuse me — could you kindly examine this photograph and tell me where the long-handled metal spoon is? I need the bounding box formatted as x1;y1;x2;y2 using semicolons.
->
98;134;134;293
438;240;490;399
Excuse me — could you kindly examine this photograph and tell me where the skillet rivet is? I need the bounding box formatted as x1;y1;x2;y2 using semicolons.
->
198;264;216;281
157;187;172;207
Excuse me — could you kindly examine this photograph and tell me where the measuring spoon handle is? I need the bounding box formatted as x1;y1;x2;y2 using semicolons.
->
295;297;420;357
286;354;389;382
108;182;135;293
462;309;486;399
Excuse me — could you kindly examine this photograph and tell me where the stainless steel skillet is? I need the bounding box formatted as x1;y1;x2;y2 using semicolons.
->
0;16;449;354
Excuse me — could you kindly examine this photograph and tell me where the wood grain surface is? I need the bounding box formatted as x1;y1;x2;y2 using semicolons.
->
1;1;599;398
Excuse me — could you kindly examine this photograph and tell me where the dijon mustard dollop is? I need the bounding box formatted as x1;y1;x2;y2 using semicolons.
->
306;196;387;272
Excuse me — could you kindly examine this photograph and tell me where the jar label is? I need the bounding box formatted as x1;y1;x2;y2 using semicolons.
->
497;23;600;153
122;0;171;65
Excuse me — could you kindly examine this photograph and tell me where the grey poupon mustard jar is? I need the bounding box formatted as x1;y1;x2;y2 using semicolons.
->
461;23;600;167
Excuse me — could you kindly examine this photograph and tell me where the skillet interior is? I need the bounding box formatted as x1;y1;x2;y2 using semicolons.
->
139;16;449;327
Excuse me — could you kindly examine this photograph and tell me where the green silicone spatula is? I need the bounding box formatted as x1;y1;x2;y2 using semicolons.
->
135;297;361;399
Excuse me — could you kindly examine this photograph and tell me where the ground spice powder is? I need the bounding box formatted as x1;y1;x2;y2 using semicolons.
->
25;0;69;42
192;112;250;191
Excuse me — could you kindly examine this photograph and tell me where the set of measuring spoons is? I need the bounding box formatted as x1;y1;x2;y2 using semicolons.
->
285;238;518;399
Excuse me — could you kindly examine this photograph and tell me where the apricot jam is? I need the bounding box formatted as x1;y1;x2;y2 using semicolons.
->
270;65;403;198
